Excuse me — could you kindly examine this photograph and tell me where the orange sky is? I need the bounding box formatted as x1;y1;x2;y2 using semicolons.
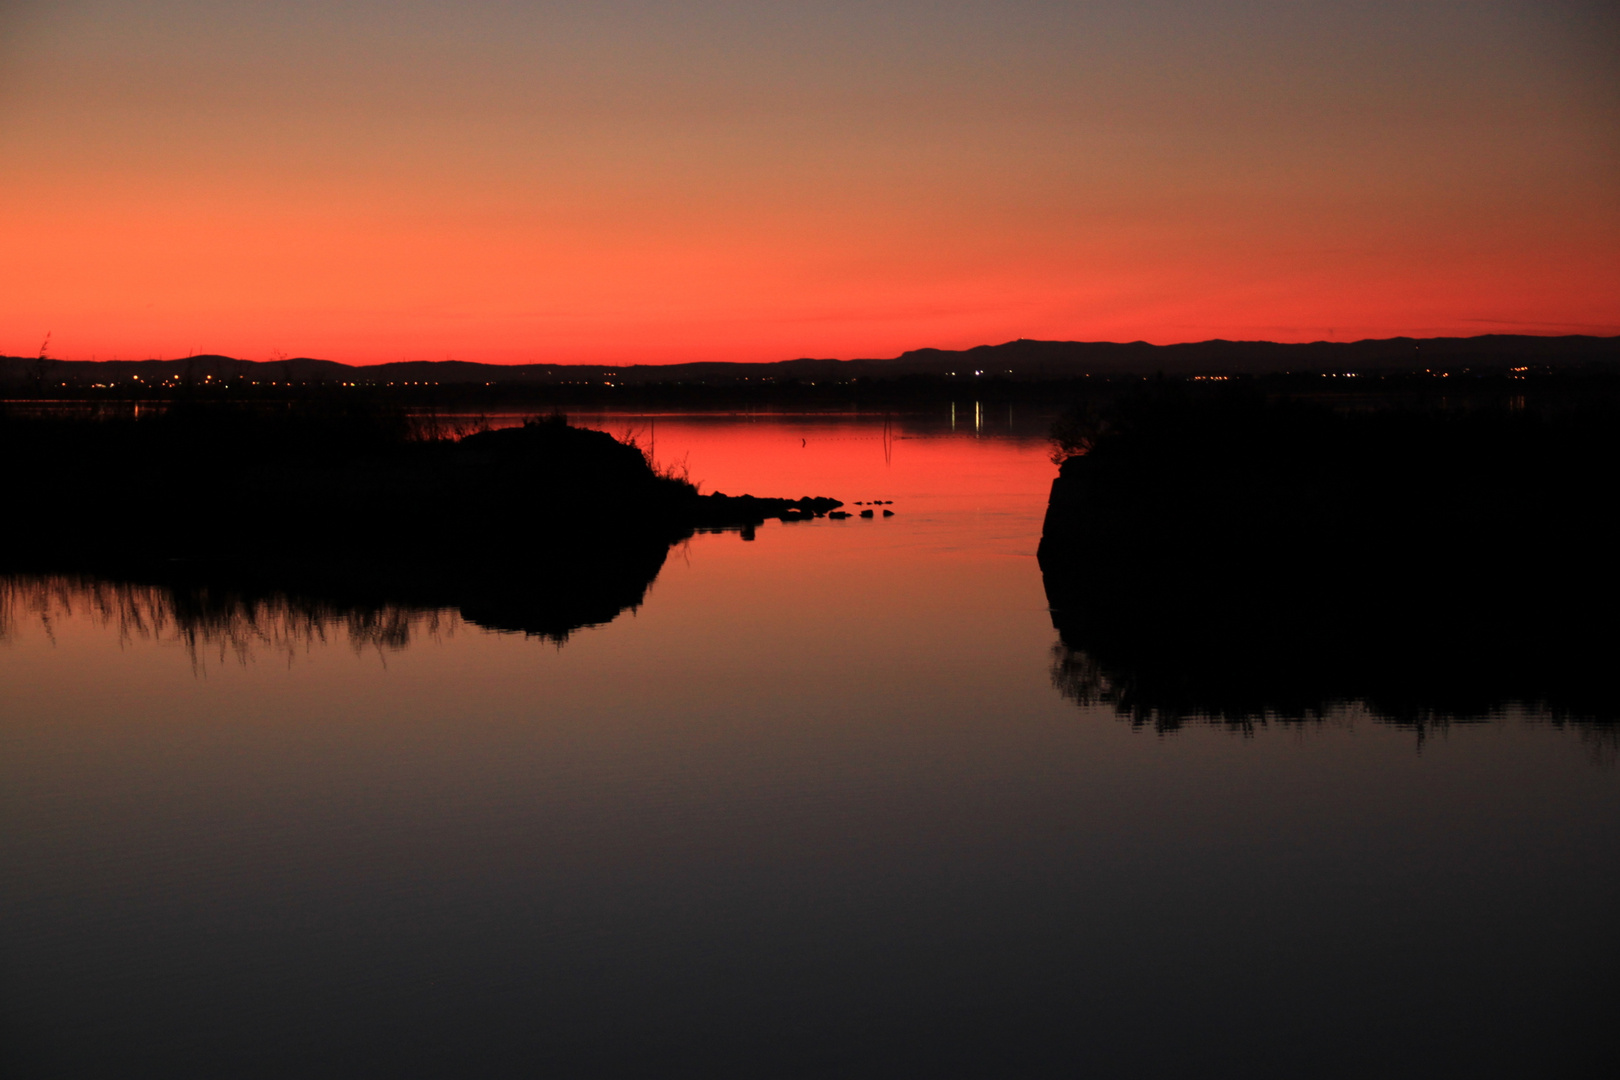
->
2;1;1617;364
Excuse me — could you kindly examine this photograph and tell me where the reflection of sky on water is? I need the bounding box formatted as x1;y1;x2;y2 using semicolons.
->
2;415;1617;1077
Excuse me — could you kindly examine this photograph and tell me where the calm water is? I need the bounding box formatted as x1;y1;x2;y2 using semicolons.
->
3;411;1616;1078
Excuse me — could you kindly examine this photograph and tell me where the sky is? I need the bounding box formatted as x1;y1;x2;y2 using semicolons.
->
2;0;1617;364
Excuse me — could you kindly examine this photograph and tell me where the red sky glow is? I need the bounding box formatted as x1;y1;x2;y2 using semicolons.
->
3;1;1616;364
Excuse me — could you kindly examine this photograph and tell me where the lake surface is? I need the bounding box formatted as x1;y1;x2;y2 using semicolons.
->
3;410;1616;1078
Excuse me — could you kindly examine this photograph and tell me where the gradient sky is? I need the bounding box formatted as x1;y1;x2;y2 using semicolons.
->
2;0;1616;364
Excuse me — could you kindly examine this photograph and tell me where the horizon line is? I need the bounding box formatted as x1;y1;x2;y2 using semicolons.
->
13;331;1620;369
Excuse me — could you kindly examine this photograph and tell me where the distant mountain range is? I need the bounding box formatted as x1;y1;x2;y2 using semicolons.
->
3;334;1616;388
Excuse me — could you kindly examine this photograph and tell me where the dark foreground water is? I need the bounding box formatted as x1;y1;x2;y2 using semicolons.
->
2;411;1616;1078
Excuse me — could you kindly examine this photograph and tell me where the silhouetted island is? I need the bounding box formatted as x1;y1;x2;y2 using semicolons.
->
2;405;841;641
1037;383;1620;725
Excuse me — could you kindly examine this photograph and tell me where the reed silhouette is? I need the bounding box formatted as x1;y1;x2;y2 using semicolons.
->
2;403;840;642
1038;384;1620;726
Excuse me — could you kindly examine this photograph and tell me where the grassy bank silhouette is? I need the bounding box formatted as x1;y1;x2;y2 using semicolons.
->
1037;383;1620;723
3;401;840;641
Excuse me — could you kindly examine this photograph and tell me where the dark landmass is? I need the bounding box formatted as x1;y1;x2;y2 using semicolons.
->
2;406;840;642
3;334;1616;408
871;333;1620;377
1036;384;1620;726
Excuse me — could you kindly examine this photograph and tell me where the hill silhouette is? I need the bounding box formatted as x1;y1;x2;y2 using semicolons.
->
3;334;1616;394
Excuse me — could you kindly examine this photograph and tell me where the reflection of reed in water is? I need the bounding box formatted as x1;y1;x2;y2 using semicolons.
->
1049;641;1617;763
0;575;458;666
1048;639;1436;733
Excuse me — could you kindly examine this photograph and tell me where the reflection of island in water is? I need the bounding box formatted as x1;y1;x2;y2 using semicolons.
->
1037;385;1620;738
0;543;676;661
1;574;454;659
